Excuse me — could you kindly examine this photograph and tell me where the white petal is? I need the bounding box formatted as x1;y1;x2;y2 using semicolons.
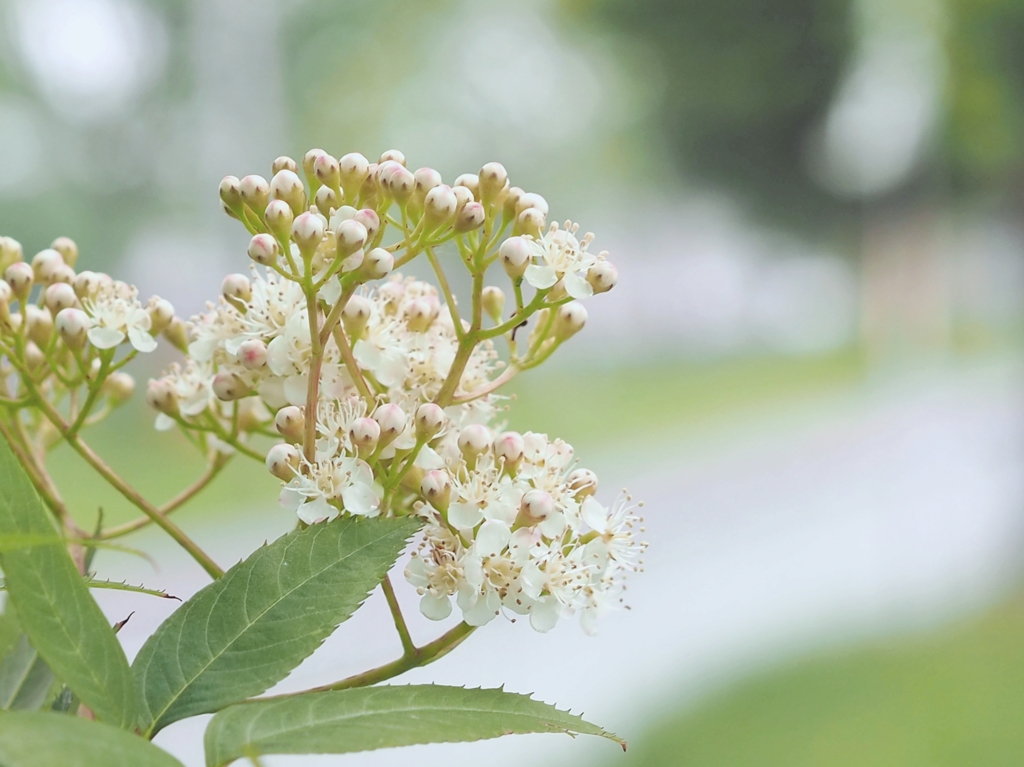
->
530;597;561;633
449;501;483;529
462;590;500;626
297;496;336;525
266;336;291;376
475;520;511;556
278;486;304;511
581;497;608;533
524;264;557;290
538;510;567;539
419;593;453;621
564;271;594;300
580;606;600;636
128;327;158;353
154;413;175;431
284;374;308;407
88;326;125;349
257;378;288;410
342;481;380;516
414;445;446;470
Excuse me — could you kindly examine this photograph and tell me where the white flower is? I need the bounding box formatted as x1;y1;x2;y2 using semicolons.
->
523;222;598;300
581;494;646;570
83;281;156;352
279;455;381;523
448;457;521;529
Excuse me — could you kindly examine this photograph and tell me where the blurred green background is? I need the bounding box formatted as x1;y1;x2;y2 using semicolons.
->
3;0;1024;764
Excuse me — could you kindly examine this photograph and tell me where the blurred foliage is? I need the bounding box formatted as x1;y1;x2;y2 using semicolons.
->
608;593;1024;766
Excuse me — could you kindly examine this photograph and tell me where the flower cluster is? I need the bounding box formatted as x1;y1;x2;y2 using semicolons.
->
139;147;644;633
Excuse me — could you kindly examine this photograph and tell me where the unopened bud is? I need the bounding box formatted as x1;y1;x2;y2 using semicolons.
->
103;372;135;405
493;431;524;470
5;262;33;300
221;273;252;308
272;156;298;175
567;468;598;498
146;297;175;335
240;174;270;214
454;173;480;200
219;175;242;208
415;403;445;441
516;192;549;217
586;261;618;294
349;417;380;455
313;152;341;190
478;162;508;201
55;308;88;350
353;209;380;242
499;236;533;279
359;247;393;281
163;317;189;353
45;283;79;315
520;489;555;523
481;286;505;323
212;372;249;401
72;270;103;299
387;166;415;202
264;199;294;239
373;403;406;446
339;152;370;193
378;149;406;166
457;424;491;460
455;202;485;232
266;443;300;481
32;249;64;283
302;148;328;186
420;469;451;510
270;169;307;216
503;186;525;220
517;207;546;237
413;167;442;198
49;237;78;268
553;302;587;340
0;237;23;272
406;298;438;332
341;295;371;339
314;185;340;217
248;233;280;266
424;185;457;223
274;405;304;443
291;212;326;254
49;264;74;285
24;341;44;370
334;219;367;257
26;305;53;347
237;338;268;370
452;185;474;211
146;378;179;416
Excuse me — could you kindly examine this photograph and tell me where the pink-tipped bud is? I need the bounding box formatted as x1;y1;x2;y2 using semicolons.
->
517;207;546;237
272;156;299;175
55;308;88;350
586;261;618;294
499;236;533;279
453;173;480;200
378;149;406;166
353;209;380;242
237;338;268;370
314;185;340;217
25;305;53;346
359;247;393;281
406;297;438;332
451;185;474;211
270;169;307;216
219;175;242;207
520;489;555;523
334;219;368;257
274;405;305;443
455;202;485;232
420;469;451;510
350;417;381;457
373;403;406;445
247;233;280;266
567;468;598;498
413;167;442;198
24;341;44;370
481;286;505;322
50;236;79;268
415;403;445;441
49;264;74;285
44;282;79;315
5;262;33;300
240;174;270;212
103;371;136;405
221;273;252;307
554;302;587;340
424;185;457;223
341;295;371;339
387;165;415;202
72;270;101;299
302;148;327;183
146;297;175;335
313;152;341;189
212;372;249;401
478;162;508;199
493;431;525;469
516;192;549;217
291;212;326;253
264;199;294;238
503;186;525;219
457;424;491;460
339;152;370;188
146;378;179;416
163;317;189;353
31;249;64;284
266;443;300;481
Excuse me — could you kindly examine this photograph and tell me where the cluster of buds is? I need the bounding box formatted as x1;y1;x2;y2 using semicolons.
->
143;147;641;632
0;234;181;451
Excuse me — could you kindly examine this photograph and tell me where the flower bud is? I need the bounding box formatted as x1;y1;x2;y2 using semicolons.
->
453;173;480;200
5;262;33;300
302;148;327;186
291;211;326;254
55;308;88;350
415;403;445;441
274;405;304;443
586;260;618;294
353;209;380;242
146;297;175;335
219;175;242;208
272;156;298;175
455;202;485;232
240;174;270;213
373;403;406;446
212;371;250;401
0;280;11;325
478;162;508;200
406;297;438;332
32;249;64;283
341;294;371;339
493;430;524;470
247;233;280;266
424;185;457;223
163;317;189;353
314;185;340;217
420;469;451;510
349;417;380;455
313;152;341;190
567;468;598;498
237;398;268;433
378;149;406;166
359;247;393;281
517;207;546;237
44;282;79;315
499;236;533;279
334;219;367;257
221;273;252;308
481;286;505;322
339;152;370;192
390;166;417;203
520;489;555;523
26;305;53;346
237;338;268;370
266;443;300;481
0;237;23;273
270;169;307;216
451;185;474;211
264;199;295;239
103;371;135;405
73;270;103;299
413;167;442;198
458;424;491;460
553;302;587;340
503;186;525;220
516;192;549;217
24;341;44;370
146;378;179;416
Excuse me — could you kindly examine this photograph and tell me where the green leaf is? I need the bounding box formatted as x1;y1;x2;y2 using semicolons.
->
133;515;419;736
0;634;55;711
0;438;136;728
0;711;185;767
204;685;625;766
1;576;179;600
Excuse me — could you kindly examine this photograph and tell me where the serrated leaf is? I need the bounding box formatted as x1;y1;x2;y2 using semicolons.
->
0;438;136;728
0;634;55;711
133;515;419;736
204;684;624;766
0;711;184;766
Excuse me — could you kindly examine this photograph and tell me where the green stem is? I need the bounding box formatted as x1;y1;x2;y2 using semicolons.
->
381;575;416;656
